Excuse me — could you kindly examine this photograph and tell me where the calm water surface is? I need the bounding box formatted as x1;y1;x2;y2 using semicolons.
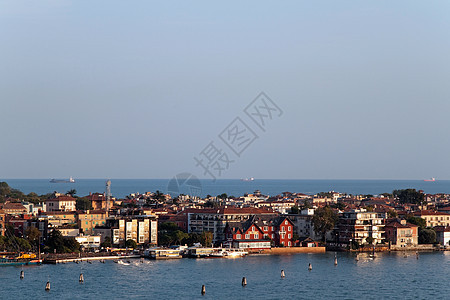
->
1;252;449;299
3;179;450;198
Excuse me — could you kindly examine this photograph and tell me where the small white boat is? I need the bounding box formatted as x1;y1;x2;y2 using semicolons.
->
209;249;247;258
117;260;130;265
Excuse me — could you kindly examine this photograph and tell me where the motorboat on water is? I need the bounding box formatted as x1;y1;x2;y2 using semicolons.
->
209;248;248;258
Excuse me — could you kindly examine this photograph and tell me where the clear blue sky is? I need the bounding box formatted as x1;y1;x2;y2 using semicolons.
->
1;1;449;180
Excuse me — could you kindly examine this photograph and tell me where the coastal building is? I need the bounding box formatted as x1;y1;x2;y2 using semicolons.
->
414;211;450;227
76;210;107;235
187;207;278;242
59;227;80;237
288;209;320;240
384;219;418;248
434;226;450;246
41;211;77;227
224;215;296;248
107;215;158;246
87;193;108;210
0;202;27;215
256;200;296;214
75;235;101;249
336;209;386;245
224;221;271;250
45;195;76;212
0;209;5;236
21;202;46;216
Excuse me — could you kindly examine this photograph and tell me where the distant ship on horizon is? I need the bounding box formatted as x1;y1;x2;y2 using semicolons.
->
50;176;75;183
424;177;436;182
241;177;255;182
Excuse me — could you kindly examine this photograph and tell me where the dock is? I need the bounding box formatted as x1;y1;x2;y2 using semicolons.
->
44;255;141;264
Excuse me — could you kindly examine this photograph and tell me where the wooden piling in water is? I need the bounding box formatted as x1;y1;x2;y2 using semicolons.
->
20;270;24;280
45;281;50;291
281;270;285;278
242;277;247;286
201;285;206;295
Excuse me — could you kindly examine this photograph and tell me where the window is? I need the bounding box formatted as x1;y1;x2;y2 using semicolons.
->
245;234;250;239
281;226;285;232
254;233;259;239
285;220;288;225
281;233;285;239
236;234;241;239
288;241;291;246
264;226;268;231
288;227;291;231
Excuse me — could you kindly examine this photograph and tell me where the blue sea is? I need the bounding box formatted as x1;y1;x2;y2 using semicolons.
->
1;252;449;299
1;178;449;199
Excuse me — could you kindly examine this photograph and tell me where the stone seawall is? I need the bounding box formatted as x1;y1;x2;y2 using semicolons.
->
250;247;326;255
389;244;439;251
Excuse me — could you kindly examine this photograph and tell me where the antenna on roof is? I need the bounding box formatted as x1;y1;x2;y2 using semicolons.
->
106;180;111;216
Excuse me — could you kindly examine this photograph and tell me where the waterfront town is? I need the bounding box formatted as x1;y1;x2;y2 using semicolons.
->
1;181;450;263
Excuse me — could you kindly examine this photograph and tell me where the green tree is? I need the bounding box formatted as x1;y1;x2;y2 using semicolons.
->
299;199;312;209
393;189;425;205
100;236;112;248
406;216;427;229
387;210;398;218
312;206;338;242
76;197;92;210
217;193;228;200
204;200;218;208
125;239;137;249
45;230;80;253
418;228;436;244
290;205;300;214
200;231;213;247
25;226;41;249
171;230;189;245
45;230;66;253
64;237;81;252
183;233;201;246
152;190;165;202
66;189;77;197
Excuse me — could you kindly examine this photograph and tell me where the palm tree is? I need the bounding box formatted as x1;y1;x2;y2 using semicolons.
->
66;189;77;197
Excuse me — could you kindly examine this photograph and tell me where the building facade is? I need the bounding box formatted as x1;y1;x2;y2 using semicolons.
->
109;215;158;246
336;209;386;245
45;195;76;212
384;219;418;247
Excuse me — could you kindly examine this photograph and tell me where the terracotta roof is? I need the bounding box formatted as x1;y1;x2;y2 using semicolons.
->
0;202;26;210
46;195;76;202
414;210;450;216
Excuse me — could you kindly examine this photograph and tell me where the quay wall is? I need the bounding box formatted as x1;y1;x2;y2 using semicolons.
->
389;244;439;251
251;247;326;255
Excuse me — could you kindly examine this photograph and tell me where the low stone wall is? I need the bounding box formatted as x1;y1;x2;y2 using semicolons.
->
390;244;439;251
250;247;326;255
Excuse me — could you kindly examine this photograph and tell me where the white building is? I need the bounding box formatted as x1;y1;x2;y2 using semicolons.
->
435;226;450;246
75;235;101;249
45;195;76;212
